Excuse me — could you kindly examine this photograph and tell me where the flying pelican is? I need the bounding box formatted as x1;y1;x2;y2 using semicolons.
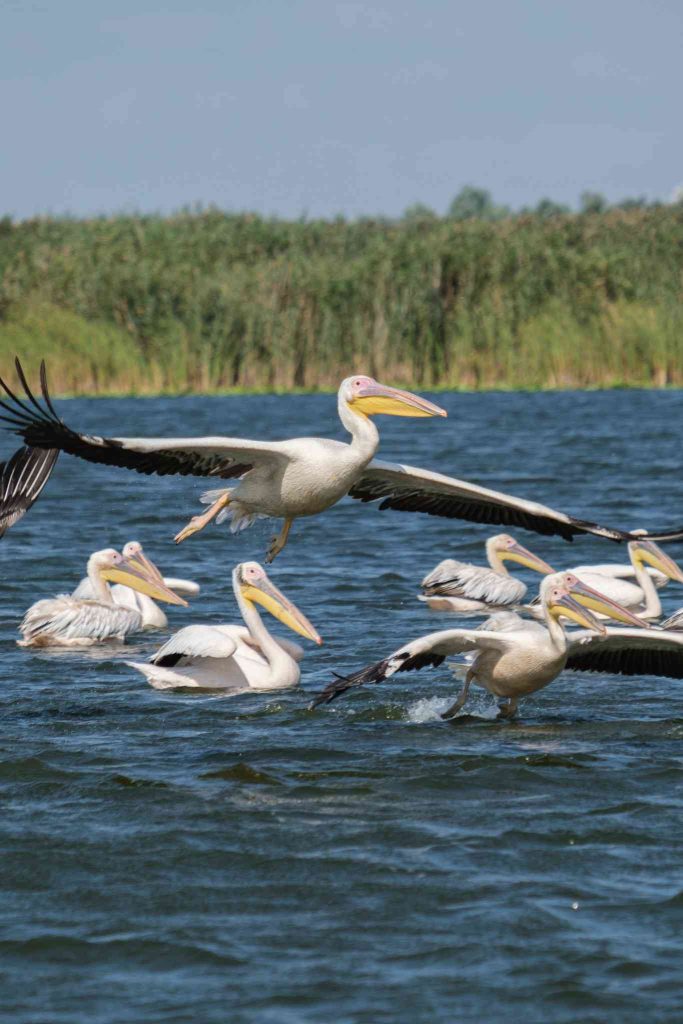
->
72;541;200;629
128;561;321;691
19;548;187;647
0;444;58;537
419;533;554;614
1;361;681;562
310;572;659;718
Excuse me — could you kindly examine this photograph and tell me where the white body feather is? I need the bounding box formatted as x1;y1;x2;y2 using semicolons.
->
72;575;199;630
19;594;142;647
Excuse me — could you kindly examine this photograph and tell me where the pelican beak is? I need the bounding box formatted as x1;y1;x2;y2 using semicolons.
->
241;575;322;644
632;539;683;583
351;381;447;418
551;592;607;633
569;579;649;628
101;555;188;607
124;548;167;587
501;541;555;575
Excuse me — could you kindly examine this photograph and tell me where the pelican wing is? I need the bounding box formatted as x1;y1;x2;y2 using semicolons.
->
150;625;239;667
421;558;526;604
310;627;513;707
660;609;683;631
0;444;58;537
350;459;679;543
20;596;140;643
0;360;289;479
566;629;683;679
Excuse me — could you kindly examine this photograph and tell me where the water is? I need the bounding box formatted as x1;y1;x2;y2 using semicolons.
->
2;389;683;1023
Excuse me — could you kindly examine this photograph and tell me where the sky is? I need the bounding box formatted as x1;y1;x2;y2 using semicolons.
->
3;0;682;220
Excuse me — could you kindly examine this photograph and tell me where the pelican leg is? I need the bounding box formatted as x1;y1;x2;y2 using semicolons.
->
266;518;294;563
497;697;519;720
440;667;474;720
174;492;231;544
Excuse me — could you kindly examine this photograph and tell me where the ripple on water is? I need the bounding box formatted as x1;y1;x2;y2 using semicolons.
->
2;390;683;1023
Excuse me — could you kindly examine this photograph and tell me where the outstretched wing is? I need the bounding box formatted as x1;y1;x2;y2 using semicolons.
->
566;628;683;679
0;359;289;480
150;625;239;667
0;444;58;537
349;458;683;544
310;627;513;708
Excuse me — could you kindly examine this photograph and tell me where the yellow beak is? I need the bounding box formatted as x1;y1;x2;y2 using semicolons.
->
241;576;322;644
501;542;555;575
101;554;188;606
551;592;606;633
350;382;447;418
569;579;648;627
632;540;683;583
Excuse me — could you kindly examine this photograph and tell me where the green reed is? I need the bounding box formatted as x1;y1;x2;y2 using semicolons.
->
0;206;681;394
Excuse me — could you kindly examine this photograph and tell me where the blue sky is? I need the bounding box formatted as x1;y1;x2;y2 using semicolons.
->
3;0;682;219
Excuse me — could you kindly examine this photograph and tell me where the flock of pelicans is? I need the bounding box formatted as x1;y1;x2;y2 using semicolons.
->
2;359;683;719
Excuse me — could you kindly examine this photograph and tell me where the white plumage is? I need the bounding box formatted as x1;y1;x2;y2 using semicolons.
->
128;561;320;692
3;364;679;567
312;573;654;717
419;534;553;615
19;547;186;647
72;542;200;629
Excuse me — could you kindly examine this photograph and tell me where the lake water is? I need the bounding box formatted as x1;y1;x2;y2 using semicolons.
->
1;389;683;1023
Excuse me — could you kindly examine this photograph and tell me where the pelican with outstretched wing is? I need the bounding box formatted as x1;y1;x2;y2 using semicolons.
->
0;444;58;537
1;359;682;562
311;572;656;718
128;561;321;691
19;547;187;647
72;540;200;629
419;533;554;615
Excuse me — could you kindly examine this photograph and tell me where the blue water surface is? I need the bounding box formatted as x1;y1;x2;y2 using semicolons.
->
1;389;682;1023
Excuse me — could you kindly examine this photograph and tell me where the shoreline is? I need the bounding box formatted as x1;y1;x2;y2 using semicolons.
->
42;381;683;399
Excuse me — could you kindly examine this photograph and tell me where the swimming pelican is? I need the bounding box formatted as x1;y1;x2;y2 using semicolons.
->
569;537;683;619
0;444;58;537
311;573;656;718
128;561;321;691
1;361;680;563
19;548;187;647
419;533;554;614
72;541;200;629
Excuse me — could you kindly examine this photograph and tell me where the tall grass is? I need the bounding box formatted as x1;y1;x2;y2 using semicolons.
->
0;206;681;394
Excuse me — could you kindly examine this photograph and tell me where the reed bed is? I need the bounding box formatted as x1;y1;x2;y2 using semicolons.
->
0;206;681;394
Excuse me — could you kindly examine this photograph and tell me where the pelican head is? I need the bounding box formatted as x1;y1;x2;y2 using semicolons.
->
342;375;447;419
628;535;683;583
542;571;647;632
487;534;555;574
121;540;169;587
92;548;188;606
235;561;322;644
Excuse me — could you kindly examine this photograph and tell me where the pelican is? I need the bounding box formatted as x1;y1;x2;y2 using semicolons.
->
128;561;321;691
569;537;683;619
1;361;681;563
0;444;58;537
72;541;200;629
19;548;187;647
310;572;658;718
419;533;554;614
